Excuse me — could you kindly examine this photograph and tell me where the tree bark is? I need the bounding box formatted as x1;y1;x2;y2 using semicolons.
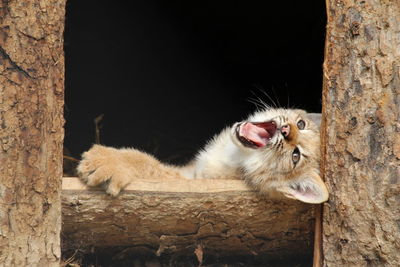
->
322;0;400;266
62;177;316;261
0;1;66;266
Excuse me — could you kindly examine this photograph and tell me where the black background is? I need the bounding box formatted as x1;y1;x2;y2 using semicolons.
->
64;0;326;164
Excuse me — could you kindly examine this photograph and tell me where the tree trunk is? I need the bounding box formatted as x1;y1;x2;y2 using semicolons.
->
62;177;316;262
321;0;400;266
0;1;66;266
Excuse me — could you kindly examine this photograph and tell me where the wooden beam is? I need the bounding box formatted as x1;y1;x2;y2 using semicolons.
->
62;177;316;260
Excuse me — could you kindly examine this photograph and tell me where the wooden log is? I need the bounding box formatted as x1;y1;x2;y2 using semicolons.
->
322;0;400;265
0;1;66;266
62;177;316;260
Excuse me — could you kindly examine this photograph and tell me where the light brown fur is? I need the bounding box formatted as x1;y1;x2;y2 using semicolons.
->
78;108;329;203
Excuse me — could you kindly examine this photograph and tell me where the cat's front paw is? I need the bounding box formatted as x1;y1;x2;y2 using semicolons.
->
77;145;131;196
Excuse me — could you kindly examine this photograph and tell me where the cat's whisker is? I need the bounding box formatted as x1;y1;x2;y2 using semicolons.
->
269;86;282;108
247;98;264;109
247;96;270;111
253;85;279;108
249;90;271;110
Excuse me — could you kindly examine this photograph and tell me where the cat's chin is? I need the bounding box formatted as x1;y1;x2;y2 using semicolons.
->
234;121;277;149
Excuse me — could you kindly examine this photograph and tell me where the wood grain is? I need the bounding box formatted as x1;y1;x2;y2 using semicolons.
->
62;177;316;260
322;0;400;265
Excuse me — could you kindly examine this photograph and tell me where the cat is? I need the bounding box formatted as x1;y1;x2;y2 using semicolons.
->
77;108;328;203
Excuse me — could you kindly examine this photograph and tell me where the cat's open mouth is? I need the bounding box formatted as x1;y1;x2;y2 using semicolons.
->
235;121;277;148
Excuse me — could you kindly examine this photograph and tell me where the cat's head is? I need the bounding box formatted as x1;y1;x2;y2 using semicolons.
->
231;108;328;204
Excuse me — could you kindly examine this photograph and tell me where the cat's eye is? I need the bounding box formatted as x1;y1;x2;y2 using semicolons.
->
292;147;301;165
297;119;306;130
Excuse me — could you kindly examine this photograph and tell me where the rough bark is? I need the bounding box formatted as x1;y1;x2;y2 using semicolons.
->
0;1;66;266
62;177;316;261
321;0;400;266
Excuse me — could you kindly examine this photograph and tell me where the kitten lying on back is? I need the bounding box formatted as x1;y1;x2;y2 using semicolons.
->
78;108;328;203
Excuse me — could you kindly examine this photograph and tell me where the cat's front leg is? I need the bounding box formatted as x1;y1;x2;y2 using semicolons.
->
77;144;161;196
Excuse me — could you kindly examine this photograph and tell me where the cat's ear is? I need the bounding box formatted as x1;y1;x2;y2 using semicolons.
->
277;171;328;204
304;113;321;128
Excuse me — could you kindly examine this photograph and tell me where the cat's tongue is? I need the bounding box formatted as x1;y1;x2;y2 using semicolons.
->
239;122;271;147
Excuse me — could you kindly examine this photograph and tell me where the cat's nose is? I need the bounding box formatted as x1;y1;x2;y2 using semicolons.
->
281;124;290;138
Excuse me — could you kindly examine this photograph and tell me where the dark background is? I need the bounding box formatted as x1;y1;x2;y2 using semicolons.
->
64;0;326;165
